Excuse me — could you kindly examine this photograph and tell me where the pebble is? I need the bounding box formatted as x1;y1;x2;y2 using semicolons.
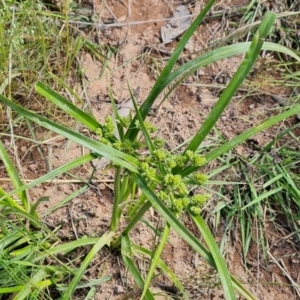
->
99;183;106;190
114;285;124;294
221;116;227;121
20;146;27;153
249;104;255;109
28;164;37;172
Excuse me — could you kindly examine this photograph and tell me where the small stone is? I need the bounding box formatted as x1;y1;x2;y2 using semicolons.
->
221;116;227;121
99;183;106;190
28;164;37;172
20;146;27;153
114;285;124;294
249;104;255;109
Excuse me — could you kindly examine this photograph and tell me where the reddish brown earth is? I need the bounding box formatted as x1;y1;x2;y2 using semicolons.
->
1;0;300;299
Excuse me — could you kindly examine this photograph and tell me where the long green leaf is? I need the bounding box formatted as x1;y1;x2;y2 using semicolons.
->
242;186;283;210
181;105;300;177
135;245;189;299
3;208;42;229
0;231;23;251
0;140;28;211
129;85;154;152
134;174;255;299
1;154;94;199
62;231;114;300
141;223;170;299
121;235;155;300
42;185;89;215
125;0;216;141
190;213;236;300
36;82;101;132
14;269;48;299
159;42;300;108
0;94;139;171
206;105;300;162
0;186;26;212
0;279;55;295
185;12;276;154
34;236;100;262
56;276;112;291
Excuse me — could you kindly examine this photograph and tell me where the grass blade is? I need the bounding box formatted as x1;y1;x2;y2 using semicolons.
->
125;0;216;141
62;231;114;300
241;186;283;210
35;81;101;132
206;105;300;163
134;174;256;299
180;105;300;177
129;85;154;152
1;154;94;199
121;235;155;300
0;94;140;171
3;209;42;229
135;245;189;299
190;213;236;300
0;140;28;211
141;223;170;299
0;186;26;212
34;236;100;262
158;41;300;108
56;276;112;291
13;268;47;299
185;12;276;153
42;185;89;215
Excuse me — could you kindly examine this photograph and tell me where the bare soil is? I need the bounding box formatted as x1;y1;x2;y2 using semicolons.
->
1;0;300;299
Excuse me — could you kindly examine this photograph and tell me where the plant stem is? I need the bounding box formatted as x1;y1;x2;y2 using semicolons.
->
127;181;158;217
111;200;152;249
110;167;121;231
127;192;147;217
141;222;170;299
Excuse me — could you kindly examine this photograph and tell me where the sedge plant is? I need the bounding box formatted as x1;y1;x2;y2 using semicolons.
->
1;0;300;298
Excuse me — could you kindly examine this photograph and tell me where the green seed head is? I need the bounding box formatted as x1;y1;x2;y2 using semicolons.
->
191;154;206;167
153;137;165;148
191;194;210;206
193;173;208;185
190;206;201;215
104;116;115;134
166;158;176;170
164;174;182;188
153;149;168;162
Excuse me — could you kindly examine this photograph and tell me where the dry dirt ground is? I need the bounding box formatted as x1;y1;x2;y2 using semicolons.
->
2;0;300;299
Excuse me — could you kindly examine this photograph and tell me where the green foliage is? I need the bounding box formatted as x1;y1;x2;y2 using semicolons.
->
1;2;300;299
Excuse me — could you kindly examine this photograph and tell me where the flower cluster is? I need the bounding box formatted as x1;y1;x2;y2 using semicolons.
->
96;116;115;144
139;147;209;216
96;116;142;155
97;116;209;216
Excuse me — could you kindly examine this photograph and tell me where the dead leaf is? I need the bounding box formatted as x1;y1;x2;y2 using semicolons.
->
161;5;191;44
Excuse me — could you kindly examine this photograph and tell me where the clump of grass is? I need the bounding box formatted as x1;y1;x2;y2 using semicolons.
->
0;0;110;130
0;139;111;298
217;127;300;263
1;0;300;299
